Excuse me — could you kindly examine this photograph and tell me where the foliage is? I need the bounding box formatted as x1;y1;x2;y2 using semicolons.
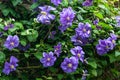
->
0;0;120;80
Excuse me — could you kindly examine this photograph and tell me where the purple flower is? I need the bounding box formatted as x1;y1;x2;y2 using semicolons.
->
70;46;85;62
107;33;117;47
93;19;99;25
51;0;62;6
71;34;89;46
48;31;56;39
82;0;93;6
4;24;14;31
59;7;75;32
37;6;56;24
3;56;19;75
32;0;38;2
75;23;91;38
96;39;114;55
58;25;69;33
18;44;30;51
4;35;19;50
54;43;62;57
115;16;120;27
40;52;56;67
0;32;3;37
61;56;78;73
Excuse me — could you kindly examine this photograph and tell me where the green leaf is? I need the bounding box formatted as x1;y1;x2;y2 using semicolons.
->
115;51;120;57
91;69;97;76
34;52;43;59
0;51;5;64
11;0;22;6
88;61;97;69
94;11;103;19
20;39;27;46
30;3;39;10
24;53;30;58
1;9;10;16
58;74;64;80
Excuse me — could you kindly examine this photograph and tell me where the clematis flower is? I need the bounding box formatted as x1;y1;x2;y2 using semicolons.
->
40;52;56;67
61;56;78;73
51;0;62;6
75;23;91;38
71;34;89;46
3;56;19;75
82;0;93;6
59;7;75;32
96;39;114;55
70;46;85;62
93;19;99;25
54;42;62;57
37;6;56;24
4;35;19;50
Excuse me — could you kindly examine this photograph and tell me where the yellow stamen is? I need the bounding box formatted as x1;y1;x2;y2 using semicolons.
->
68;63;72;68
10;42;14;46
67;17;70;20
41;11;47;15
47;58;50;61
77;53;81;57
10;65;14;69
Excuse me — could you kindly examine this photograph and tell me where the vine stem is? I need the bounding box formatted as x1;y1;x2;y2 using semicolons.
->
18;66;41;69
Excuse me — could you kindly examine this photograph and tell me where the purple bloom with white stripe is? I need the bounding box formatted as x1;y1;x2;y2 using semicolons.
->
70;46;85;62
40;52;56;67
3;56;19;75
51;0;62;6
75;23;91;38
59;7;75;32
61;56;78;73
96;39;114;55
71;34;89;46
82;0;93;6
37;6;56;24
4;35;19;50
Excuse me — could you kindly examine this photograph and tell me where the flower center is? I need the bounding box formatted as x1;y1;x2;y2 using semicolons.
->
41;11;47;15
68;63;72;68
67;17;70;20
77;53;81;57
106;46;109;49
10;42;14;46
47;58;51;61
83;28;86;32
112;40;115;43
10;65;14;69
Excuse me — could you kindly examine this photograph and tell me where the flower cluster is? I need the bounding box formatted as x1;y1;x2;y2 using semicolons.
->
71;23;91;46
59;7;75;32
4;35;19;50
37;6;56;24
3;56;19;75
96;33;117;55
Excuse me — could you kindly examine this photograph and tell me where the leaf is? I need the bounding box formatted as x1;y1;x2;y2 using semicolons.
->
115;51;120;57
0;51;5;64
91;69;97;76
30;3;39;10
88;61;97;69
94;11;103;19
20;39;27;46
11;0;22;6
1;9;10;16
34;52;43;59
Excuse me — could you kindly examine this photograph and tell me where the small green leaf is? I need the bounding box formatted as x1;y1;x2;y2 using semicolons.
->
88;61;97;69
0;51;5;64
91;69;97;76
115;51;120;57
